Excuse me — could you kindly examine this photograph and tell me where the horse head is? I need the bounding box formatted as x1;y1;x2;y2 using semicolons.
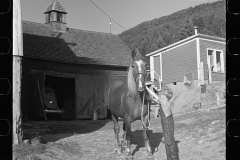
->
128;48;148;93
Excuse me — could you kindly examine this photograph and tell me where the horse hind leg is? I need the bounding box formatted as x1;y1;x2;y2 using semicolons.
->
121;122;127;150
112;113;122;155
142;115;154;160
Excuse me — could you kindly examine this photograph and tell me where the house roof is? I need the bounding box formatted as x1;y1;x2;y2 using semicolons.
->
22;20;133;67
146;33;226;57
44;0;67;13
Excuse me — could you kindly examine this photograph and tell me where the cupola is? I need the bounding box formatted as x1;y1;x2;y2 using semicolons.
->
44;0;67;32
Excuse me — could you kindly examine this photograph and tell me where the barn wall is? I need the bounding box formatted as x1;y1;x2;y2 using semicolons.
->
22;57;127;76
22;58;128;120
76;74;107;119
199;39;225;82
76;74;127;119
162;40;198;84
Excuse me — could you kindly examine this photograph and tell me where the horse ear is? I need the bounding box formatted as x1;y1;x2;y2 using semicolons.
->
132;49;137;60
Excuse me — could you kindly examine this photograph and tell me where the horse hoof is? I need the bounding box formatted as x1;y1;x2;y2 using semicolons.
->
146;152;154;160
125;155;133;160
114;148;122;155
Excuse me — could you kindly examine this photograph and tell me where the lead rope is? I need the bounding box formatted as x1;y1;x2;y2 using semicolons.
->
141;91;152;130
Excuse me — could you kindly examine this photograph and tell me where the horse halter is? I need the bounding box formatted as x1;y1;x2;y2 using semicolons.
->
134;72;145;81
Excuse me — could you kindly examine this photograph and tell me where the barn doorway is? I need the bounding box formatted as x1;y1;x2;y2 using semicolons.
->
45;75;75;120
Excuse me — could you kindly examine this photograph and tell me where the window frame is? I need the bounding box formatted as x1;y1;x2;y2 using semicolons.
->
207;48;224;73
56;12;62;22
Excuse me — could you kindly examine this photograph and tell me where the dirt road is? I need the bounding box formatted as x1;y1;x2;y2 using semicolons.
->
13;107;225;160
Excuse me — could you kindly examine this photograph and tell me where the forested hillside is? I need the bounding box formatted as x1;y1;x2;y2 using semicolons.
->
119;1;225;57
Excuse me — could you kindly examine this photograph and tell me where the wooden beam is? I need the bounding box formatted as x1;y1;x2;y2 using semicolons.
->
13;0;23;144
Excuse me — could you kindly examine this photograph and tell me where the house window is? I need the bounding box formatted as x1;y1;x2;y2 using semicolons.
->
48;13;52;22
207;49;224;73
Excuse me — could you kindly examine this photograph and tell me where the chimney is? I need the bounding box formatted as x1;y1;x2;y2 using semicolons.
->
44;0;67;32
194;26;198;35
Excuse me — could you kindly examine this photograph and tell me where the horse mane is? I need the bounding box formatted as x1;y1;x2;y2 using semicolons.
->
127;65;137;95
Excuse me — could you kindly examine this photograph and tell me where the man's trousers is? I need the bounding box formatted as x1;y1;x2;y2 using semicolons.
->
159;106;180;160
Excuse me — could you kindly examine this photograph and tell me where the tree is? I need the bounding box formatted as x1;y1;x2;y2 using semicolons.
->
118;1;225;54
178;20;194;40
192;16;205;33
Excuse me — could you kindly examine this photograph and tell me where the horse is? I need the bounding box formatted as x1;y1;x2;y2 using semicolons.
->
108;48;154;160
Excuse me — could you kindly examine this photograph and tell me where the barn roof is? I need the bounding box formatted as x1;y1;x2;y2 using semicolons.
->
22;20;132;67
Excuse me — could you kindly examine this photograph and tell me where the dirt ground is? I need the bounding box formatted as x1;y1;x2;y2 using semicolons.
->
13;106;225;160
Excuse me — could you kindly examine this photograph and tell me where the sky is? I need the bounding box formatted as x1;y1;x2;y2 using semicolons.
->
22;0;221;35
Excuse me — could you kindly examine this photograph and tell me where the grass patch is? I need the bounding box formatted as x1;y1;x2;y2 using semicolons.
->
50;141;82;155
13;139;46;159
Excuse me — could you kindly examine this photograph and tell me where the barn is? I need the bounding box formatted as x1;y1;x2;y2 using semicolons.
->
146;26;225;92
21;0;132;122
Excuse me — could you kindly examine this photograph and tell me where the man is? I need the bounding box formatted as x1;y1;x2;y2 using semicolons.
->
158;89;180;160
146;82;179;160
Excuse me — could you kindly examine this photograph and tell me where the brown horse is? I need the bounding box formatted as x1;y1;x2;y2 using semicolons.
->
108;49;154;160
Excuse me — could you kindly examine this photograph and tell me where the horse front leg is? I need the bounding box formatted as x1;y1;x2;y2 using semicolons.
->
124;116;133;160
112;113;122;155
142;114;154;159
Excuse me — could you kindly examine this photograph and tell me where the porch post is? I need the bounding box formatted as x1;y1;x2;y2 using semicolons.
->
207;57;212;84
196;38;201;87
150;56;154;81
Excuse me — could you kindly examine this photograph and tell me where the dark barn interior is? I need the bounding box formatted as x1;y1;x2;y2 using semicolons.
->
45;76;75;120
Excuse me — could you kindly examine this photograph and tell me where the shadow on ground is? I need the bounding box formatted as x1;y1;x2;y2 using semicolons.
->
24;119;112;143
131;130;163;155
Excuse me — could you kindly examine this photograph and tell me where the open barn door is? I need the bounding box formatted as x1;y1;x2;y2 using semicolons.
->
29;71;45;120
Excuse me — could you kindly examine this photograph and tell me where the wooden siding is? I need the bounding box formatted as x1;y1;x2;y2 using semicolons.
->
199;39;225;82
76;74;126;119
162;40;198;84
76;74;108;119
76;74;94;119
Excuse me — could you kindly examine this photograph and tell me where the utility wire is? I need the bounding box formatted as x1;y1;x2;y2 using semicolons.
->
89;0;127;31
